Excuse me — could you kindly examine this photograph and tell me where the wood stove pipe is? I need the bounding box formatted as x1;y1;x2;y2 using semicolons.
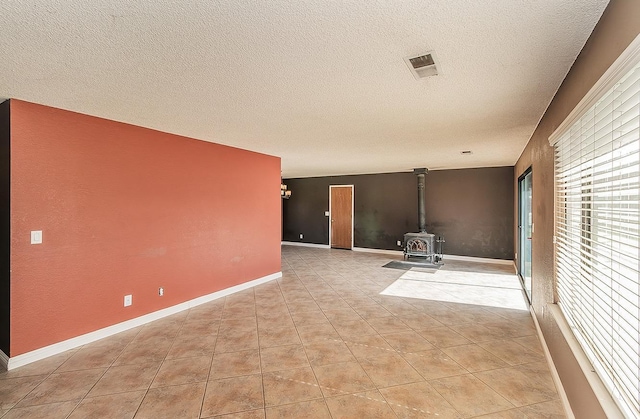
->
413;168;428;233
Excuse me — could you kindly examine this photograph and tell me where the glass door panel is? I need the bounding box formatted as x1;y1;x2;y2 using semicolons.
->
518;170;533;302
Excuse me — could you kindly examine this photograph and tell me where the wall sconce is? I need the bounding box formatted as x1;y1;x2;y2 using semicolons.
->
281;183;292;199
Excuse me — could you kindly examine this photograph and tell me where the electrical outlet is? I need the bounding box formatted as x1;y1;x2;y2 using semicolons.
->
299;234;303;239
159;287;164;296
397;240;402;246
31;230;43;244
124;295;132;307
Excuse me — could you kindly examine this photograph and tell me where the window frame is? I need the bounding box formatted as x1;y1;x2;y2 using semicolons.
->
549;33;640;419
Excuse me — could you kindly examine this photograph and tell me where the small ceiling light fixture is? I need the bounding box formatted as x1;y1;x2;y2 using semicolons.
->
460;150;473;155
404;51;439;79
281;183;292;199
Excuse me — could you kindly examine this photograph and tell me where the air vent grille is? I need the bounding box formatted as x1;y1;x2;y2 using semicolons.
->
409;54;435;69
404;51;439;79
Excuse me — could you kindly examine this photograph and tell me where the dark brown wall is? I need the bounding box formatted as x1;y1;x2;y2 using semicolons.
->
425;167;514;259
282;172;417;250
514;0;640;417
283;167;514;260
0;101;9;356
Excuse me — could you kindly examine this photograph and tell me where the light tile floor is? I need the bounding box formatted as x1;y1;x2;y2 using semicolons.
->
0;246;565;418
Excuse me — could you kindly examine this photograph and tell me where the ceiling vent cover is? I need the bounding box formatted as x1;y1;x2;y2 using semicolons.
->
404;52;439;79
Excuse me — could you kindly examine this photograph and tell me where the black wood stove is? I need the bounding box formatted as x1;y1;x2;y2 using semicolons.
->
403;168;444;264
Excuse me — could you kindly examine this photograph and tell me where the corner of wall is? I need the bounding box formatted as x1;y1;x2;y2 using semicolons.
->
0;100;10;357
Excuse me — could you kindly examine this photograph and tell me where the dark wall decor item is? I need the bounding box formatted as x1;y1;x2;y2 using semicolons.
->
282;166;514;260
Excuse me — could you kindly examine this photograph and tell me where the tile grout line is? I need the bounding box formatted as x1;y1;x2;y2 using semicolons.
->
282;265;342;416
273;371;433;415
12;326;144;418
198;297;229;418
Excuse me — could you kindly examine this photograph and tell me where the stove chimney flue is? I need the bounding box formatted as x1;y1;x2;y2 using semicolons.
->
413;168;428;233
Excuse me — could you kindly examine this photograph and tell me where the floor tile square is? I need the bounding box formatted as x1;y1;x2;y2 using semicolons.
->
258;326;301;348
67;390;145;419
442;344;509;372
151;356;211;388
260;344;309;372
16;368;105;407
402;349;468;380
382;331;435;353
312;361;376;396
325;390;397;418
418;326;472;348
265;399;331;419
303;340;356;366
88;361;160;397
296;322;341;344
2;401;78;419
135;382;206;419
358;353;423;387
166;334;216;359
430;374;514;417
262;367;323;407
475;365;559;407
209;350;261;380
201;374;264;417
0;375;47;410
378;381;461;418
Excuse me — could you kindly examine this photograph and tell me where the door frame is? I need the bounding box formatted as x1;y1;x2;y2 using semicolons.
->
517;167;533;303
328;185;354;250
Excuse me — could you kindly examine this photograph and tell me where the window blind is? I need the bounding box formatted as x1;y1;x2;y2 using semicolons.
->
554;60;640;418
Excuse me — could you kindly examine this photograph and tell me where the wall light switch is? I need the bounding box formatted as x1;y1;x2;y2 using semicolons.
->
324;211;330;216
124;295;132;307
31;230;43;244
397;240;402;246
299;234;304;239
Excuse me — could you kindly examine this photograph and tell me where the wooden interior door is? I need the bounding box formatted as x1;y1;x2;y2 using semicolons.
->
330;186;353;249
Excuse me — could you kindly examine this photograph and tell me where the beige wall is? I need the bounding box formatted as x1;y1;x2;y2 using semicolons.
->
514;0;640;417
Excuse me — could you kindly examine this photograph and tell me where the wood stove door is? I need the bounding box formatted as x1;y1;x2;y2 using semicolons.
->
330;185;353;249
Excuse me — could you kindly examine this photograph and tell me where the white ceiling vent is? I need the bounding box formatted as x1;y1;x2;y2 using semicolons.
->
404;52;439;79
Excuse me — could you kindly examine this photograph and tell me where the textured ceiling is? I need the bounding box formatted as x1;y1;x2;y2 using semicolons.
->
0;0;609;177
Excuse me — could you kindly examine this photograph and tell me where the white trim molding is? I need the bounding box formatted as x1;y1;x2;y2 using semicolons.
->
352;247;403;256
281;241;330;249
549;33;640;146
548;304;625;418
286;242;514;266
4;271;282;371
442;254;513;266
531;305;574;419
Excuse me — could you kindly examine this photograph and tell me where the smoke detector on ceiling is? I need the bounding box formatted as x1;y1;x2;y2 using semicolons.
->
404;51;439;79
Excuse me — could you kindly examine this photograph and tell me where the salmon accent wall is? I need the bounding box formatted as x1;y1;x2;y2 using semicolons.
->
8;100;281;356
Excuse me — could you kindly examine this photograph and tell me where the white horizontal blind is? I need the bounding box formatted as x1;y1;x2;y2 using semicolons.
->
555;60;640;419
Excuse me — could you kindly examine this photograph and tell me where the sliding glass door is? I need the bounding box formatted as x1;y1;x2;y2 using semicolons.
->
518;169;533;302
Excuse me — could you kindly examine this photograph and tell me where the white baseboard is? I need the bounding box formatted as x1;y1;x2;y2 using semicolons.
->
547;304;624;418
352;247;404;256
281;241;330;249
442;254;514;265
286;242;514;266
4;271;282;371
531;305;575;419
